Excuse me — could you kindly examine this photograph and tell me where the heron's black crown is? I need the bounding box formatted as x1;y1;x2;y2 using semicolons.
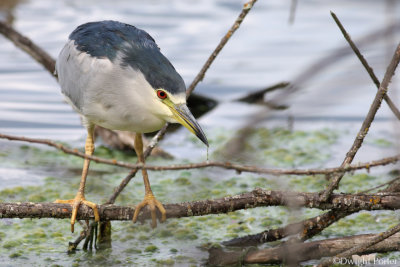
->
69;20;186;95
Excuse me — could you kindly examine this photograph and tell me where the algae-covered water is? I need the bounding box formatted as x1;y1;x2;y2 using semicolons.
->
1;0;400;266
1;127;400;266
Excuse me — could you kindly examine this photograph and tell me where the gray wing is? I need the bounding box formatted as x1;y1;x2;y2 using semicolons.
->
56;40;90;113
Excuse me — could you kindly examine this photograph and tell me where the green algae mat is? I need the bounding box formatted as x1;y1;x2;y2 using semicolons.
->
0;127;399;266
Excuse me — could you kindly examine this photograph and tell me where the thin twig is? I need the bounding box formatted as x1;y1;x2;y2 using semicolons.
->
2;132;400;176
330;11;400;120
288;0;298;25
358;176;400;194
320;42;400;202
267;21;400;107
186;0;258;96
318;222;400;267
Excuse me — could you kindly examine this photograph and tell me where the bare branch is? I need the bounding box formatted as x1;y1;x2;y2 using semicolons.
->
209;232;400;265
320;42;400;201
330;11;400;120
1;189;400;221
318;223;400;267
223;210;351;247
360;176;400;194
186;0;258;96
224;173;400;251
2;132;400;176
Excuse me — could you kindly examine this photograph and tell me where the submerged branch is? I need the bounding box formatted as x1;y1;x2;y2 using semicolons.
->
209;232;400;265
318;222;400;267
223;209;351;247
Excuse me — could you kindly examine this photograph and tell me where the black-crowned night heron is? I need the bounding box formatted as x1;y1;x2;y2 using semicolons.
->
55;20;208;232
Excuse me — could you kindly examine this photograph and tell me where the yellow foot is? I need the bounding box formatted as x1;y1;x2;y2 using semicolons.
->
132;194;166;228
55;193;100;233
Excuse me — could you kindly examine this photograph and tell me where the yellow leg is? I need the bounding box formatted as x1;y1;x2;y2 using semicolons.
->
55;125;100;233
132;133;166;228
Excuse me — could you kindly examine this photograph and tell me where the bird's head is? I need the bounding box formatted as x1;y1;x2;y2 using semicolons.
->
151;87;208;147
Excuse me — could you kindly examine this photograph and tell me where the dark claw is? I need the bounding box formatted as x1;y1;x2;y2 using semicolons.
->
68;220;98;253
83;221;98;251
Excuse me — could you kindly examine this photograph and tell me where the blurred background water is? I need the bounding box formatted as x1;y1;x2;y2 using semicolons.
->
1;0;400;265
1;0;400;139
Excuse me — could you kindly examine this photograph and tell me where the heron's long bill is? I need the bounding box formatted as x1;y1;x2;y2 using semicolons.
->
169;103;209;146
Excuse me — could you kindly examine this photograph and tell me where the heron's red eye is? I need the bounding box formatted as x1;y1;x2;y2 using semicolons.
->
157;90;167;99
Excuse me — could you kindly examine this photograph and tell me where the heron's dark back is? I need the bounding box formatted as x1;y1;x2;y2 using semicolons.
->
70;20;186;95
